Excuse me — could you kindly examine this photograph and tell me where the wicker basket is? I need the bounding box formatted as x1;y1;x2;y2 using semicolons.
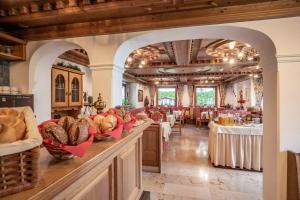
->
0;146;40;197
0;107;43;197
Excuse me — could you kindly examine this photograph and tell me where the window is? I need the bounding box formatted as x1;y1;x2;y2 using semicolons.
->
195;87;216;106
157;87;176;106
121;84;127;105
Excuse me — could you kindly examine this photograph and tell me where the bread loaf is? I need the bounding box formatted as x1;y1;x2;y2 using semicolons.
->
100;115;117;133
41;123;68;145
58;116;75;131
0;108;26;142
124;113;131;123
67;119;89;145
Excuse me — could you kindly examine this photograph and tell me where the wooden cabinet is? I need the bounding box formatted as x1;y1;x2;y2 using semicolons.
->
0;32;26;61
51;66;84;117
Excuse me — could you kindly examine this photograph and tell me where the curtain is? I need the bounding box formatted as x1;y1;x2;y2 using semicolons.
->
149;85;156;106
177;84;184;106
219;83;228;106
188;85;194;106
253;77;263;108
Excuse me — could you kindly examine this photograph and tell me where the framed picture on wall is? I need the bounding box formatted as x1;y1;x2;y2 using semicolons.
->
138;90;143;102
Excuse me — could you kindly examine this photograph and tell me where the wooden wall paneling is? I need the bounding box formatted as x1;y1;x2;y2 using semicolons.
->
286;151;300;200
142;124;162;173
52;159;115;200
116;137;142;200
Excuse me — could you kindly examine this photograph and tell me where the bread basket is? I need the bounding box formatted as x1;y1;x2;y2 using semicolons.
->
0;107;43;197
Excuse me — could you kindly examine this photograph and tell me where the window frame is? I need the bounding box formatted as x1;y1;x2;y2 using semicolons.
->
194;86;217;107
156;86;177;107
121;83;127;105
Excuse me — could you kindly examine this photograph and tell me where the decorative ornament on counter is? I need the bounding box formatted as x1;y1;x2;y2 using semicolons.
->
93;93;106;114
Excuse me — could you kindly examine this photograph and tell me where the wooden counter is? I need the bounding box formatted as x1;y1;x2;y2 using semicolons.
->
3;120;152;200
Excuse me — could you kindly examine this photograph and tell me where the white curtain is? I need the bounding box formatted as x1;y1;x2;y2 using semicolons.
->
177;84;184;106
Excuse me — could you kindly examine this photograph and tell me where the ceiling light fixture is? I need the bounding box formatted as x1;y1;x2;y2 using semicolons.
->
141;60;146;65
249;74;253;77
127;57;132;62
125;64;129;68
136;49;142;55
211;80;215;83
155;81;159;84
229;58;235;64
256;65;260;70
229;41;236;50
245;43;251;48
205;80;208;84
138;64;143;68
254;74;259;78
238;52;244;58
247;56;254;61
223;57;229;62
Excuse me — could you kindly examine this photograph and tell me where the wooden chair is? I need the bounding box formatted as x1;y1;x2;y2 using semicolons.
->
172;110;184;135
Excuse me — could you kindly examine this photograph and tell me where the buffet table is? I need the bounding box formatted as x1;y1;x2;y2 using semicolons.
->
208;122;263;171
2;120;152;200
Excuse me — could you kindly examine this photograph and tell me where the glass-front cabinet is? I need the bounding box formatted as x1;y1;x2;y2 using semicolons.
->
52;66;83;109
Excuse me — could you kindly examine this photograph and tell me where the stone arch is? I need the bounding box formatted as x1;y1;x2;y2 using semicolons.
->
29;41;89;123
114;26;278;200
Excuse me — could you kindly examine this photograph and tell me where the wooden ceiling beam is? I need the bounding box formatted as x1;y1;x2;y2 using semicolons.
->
127;61;259;69
134;71;261;78
4;0;300;40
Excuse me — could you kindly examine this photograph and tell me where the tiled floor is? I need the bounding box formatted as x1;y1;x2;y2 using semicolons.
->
142;125;263;200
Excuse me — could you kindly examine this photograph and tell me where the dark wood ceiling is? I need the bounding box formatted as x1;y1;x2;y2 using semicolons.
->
125;39;262;84
0;0;299;40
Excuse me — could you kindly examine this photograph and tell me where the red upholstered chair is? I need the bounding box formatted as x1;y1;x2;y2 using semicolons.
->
151;111;163;123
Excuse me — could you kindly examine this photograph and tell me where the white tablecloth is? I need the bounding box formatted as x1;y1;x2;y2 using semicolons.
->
166;114;175;127
173;111;182;119
160;122;172;141
208;122;263;171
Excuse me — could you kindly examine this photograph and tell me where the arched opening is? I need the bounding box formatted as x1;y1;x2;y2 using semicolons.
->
29;41;92;123
114;26;278;199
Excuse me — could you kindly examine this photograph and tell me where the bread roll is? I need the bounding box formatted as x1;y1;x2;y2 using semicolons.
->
93;115;105;126
0;124;17;143
42;123;68;145
0;111;26;141
124;113;131;123
100;115;117;133
58;116;75;131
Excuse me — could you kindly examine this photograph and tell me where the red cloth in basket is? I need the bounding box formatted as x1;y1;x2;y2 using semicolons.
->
38;119;96;157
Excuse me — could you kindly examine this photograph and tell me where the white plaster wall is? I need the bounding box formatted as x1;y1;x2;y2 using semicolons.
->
129;82;149;108
278;61;300;153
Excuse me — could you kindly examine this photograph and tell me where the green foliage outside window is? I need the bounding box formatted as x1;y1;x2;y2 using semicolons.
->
158;88;176;106
195;87;216;106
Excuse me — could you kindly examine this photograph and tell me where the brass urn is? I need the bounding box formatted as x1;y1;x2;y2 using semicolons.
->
93;93;106;114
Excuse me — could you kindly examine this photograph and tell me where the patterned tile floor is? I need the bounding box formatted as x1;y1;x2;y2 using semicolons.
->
142;125;262;200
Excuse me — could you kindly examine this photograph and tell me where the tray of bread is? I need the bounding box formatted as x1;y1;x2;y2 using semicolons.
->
90;111;124;141
38;116;96;160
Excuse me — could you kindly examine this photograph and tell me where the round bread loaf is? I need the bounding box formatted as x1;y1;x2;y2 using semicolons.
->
93;115;104;126
42;123;68;145
58;116;75;131
100;115;117;133
68;119;89;145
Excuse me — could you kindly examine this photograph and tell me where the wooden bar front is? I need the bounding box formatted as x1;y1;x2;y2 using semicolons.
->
2;120;152;200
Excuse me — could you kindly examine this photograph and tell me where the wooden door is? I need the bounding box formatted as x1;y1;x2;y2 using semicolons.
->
116;138;142;200
68;72;82;107
52;68;69;107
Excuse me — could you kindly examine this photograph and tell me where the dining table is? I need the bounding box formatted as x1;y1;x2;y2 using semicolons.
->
160;122;172;141
166;114;175;127
208;121;263;171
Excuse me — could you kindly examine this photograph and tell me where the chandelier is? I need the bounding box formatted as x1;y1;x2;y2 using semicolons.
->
125;47;161;68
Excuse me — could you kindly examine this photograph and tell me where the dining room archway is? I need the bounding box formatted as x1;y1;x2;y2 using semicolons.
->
114;25;278;200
